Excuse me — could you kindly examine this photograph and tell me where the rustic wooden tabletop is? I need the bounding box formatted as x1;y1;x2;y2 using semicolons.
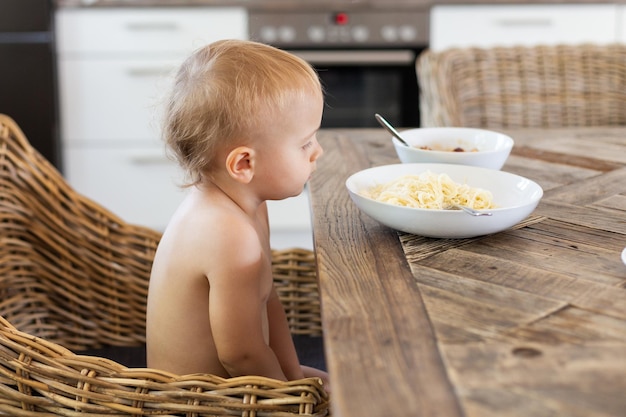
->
309;127;626;417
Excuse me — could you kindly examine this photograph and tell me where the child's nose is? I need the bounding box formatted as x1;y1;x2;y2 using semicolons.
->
312;141;324;161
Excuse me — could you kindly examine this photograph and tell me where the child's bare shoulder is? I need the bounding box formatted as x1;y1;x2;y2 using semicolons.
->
157;191;265;277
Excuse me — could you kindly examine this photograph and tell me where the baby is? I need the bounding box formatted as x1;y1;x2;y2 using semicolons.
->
146;39;328;388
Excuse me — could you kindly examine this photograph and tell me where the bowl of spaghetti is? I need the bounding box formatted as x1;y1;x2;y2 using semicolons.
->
346;163;543;238
392;127;514;170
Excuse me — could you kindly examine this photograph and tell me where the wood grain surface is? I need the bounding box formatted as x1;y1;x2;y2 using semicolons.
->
309;127;626;417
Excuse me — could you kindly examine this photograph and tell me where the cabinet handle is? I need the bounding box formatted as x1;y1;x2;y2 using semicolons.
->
290;50;415;66
130;154;172;165
126;67;176;77
494;18;553;27
126;22;180;31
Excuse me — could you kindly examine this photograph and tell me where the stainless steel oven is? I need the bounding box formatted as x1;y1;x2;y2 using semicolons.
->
249;9;429;128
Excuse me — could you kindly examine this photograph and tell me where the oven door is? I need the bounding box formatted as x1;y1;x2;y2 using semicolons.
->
291;49;422;128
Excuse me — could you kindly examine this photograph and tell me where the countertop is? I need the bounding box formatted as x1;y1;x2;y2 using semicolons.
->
55;0;622;11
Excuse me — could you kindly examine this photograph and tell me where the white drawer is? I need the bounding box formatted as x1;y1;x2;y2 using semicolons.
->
64;145;187;231
59;58;178;143
56;7;248;55
64;145;314;234
431;4;618;51
617;4;626;43
267;189;312;232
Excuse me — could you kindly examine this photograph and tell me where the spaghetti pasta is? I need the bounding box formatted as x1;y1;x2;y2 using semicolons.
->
362;171;495;210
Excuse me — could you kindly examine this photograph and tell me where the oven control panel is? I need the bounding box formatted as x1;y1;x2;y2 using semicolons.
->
249;11;429;47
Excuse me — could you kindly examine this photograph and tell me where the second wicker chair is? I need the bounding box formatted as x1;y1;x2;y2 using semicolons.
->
417;43;626;128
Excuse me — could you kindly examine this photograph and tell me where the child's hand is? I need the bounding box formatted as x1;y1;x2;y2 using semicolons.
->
301;365;331;394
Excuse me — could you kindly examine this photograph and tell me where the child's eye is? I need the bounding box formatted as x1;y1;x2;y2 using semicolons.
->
302;141;314;150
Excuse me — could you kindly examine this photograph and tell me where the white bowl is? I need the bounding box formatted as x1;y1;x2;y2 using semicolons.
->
346;163;543;238
393;127;514;170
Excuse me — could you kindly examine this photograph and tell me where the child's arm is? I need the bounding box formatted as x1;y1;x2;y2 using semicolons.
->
267;286;331;392
302;365;331;393
267;286;306;381
209;255;288;380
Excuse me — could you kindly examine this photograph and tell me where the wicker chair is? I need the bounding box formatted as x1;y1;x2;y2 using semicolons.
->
0;114;329;416
417;43;626;128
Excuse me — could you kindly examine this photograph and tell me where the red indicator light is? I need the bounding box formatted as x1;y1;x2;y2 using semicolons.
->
334;12;349;25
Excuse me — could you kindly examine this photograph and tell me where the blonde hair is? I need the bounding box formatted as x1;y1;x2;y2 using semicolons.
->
163;39;323;187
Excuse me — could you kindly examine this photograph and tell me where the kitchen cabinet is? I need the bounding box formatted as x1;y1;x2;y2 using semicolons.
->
617;4;626;43
56;8;249;231
430;4;619;51
57;7;313;249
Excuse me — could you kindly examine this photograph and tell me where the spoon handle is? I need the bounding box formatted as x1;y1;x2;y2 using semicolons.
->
448;203;493;217
374;113;411;147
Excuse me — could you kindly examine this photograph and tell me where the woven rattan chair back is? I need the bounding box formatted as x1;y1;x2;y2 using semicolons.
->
0;114;160;349
417;43;626;128
0;114;328;415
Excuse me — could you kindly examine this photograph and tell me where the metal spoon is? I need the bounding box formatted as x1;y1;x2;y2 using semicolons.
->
374;113;491;217
375;113;411;147
446;203;493;217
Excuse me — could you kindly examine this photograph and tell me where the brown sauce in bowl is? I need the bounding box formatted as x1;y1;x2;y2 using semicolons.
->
418;145;478;152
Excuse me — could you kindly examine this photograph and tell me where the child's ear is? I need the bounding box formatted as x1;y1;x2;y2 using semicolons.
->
225;146;255;183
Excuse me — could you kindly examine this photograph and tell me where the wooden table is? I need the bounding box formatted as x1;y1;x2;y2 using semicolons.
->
308;127;626;417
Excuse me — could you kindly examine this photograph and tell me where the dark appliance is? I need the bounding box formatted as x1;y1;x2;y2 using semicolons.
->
249;10;429;128
0;0;60;168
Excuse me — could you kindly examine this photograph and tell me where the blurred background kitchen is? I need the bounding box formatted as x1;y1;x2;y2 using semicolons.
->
2;0;624;249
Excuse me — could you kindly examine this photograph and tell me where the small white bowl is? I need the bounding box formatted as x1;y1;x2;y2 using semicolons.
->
393;127;514;170
621;247;626;265
346;163;543;238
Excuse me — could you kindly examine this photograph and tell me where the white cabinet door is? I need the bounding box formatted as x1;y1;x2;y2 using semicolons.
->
56;8;248;55
64;145;187;231
617;4;626;43
57;8;248;144
267;191;311;231
65;145;315;239
59;58;178;143
431;4;618;51
56;7;249;232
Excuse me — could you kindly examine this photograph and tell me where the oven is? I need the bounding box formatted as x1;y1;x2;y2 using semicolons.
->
249;9;429;128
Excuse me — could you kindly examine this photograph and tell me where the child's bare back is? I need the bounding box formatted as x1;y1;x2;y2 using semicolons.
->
147;185;284;378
